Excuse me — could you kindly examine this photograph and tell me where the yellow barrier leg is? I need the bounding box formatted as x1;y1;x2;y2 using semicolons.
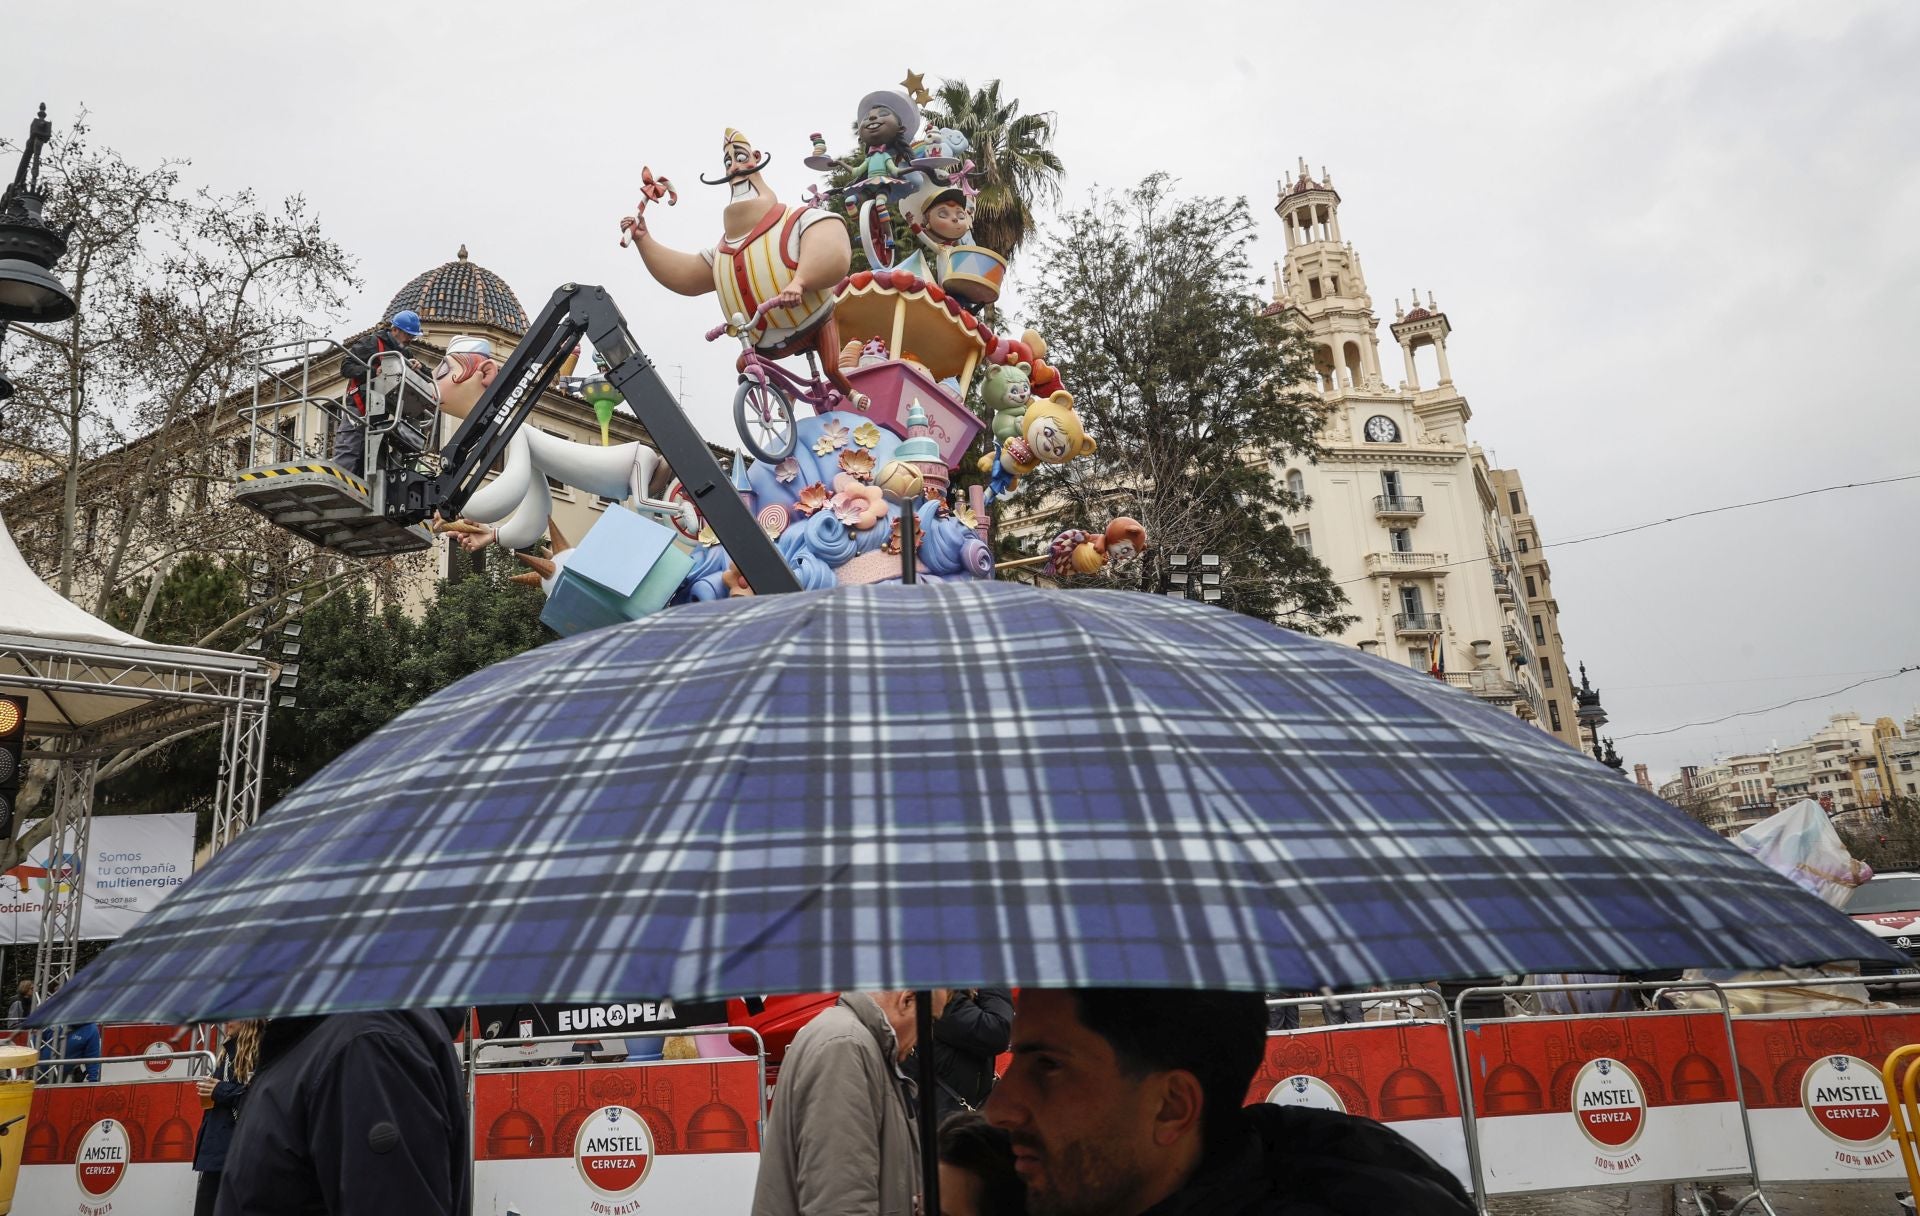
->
1879;1044;1920;1198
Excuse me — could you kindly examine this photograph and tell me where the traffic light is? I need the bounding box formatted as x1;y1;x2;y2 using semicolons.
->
0;694;24;840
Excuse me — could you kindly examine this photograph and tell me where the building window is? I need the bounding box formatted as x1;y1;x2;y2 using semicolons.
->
1407;645;1430;672
1524;575;1537;597
1308;277;1323;299
1328;274;1340;294
1517;538;1529;553
1293;527;1312;554
1380;470;1402;497
1285;469;1305;500
1399;586;1424;617
1389;528;1413;553
1540;658;1554;689
1508;490;1522;514
1548;700;1563;732
1532;615;1545;645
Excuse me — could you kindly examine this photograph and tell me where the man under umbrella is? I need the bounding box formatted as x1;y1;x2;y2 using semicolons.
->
985;989;1473;1216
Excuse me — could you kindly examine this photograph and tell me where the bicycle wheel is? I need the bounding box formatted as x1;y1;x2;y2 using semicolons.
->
734;376;797;463
663;479;706;542
859;198;894;270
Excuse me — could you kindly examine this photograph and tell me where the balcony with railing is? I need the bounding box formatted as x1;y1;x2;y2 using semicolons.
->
1492;569;1516;606
1365;551;1448;577
1393;612;1441;636
1373;494;1425;519
1441;668;1521;703
1503;624;1537;661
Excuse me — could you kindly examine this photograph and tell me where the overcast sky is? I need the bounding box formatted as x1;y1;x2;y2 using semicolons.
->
11;1;1918;778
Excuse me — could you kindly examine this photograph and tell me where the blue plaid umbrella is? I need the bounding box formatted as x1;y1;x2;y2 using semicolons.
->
38;580;1892;1026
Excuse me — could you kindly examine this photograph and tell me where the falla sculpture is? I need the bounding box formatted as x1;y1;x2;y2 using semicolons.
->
438;73;1119;635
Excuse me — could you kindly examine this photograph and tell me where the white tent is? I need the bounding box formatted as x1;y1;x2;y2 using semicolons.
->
0;510;270;998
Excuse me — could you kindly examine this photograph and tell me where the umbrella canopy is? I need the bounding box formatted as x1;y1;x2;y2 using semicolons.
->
38;581;1893;1026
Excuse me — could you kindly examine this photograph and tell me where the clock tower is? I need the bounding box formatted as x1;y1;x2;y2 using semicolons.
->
1263;157;1581;746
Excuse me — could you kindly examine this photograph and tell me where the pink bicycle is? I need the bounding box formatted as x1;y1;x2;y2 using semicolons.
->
705;302;849;463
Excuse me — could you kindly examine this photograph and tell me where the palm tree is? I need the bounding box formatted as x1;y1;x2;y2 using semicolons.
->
923;79;1065;262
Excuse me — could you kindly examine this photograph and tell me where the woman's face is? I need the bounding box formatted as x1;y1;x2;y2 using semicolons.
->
938;1162;981;1216
223;1019;247;1036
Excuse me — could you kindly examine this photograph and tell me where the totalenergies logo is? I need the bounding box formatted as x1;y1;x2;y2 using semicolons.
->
1573;1058;1646;1152
3;852;80;895
574;1104;654;1198
1801;1055;1892;1146
75;1118;130;1197
1265;1074;1347;1113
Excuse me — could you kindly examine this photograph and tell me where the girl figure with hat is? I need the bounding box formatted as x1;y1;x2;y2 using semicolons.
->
851;88;922;198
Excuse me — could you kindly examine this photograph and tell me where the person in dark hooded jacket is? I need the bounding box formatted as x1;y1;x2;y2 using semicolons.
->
919;986;1014;1117
213;1009;468;1216
984;989;1472;1216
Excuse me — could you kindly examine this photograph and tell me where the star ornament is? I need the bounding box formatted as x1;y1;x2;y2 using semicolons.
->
901;70;932;107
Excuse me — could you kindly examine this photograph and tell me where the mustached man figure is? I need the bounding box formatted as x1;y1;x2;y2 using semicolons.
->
622;129;865;408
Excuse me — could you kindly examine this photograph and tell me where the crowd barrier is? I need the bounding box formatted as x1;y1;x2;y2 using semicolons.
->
12;979;1920;1214
469;1027;767;1214
14;1049;213;1214
1253;989;1473;1190
1454;981;1756;1210
1662;975;1920;1214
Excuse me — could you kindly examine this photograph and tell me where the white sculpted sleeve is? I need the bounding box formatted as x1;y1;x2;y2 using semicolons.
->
460;429;551;550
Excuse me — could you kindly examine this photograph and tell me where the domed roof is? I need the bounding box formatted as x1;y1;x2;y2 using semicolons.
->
383;245;528;336
1401;307;1433;322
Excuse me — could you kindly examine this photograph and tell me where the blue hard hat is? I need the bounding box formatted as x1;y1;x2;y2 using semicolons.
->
390;310;424;337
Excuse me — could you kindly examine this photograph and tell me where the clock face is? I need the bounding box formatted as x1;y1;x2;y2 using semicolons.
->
1364;415;1400;443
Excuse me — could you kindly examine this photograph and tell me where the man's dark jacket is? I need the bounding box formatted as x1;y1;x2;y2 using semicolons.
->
1140;1104;1475;1216
340;332;402;415
213;1010;468;1216
929;987;1012;1115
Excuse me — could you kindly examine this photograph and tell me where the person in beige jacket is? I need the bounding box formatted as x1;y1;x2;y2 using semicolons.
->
752;990;947;1216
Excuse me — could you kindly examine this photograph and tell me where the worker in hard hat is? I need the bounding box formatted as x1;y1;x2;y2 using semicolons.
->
335;310;425;478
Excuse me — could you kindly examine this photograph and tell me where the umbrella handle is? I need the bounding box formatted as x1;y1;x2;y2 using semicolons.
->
915;991;940;1216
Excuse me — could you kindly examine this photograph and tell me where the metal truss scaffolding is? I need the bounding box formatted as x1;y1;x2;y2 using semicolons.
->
0;630;270;1028
32;756;97;1003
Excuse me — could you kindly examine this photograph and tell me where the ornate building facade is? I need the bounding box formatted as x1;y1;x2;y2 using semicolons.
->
1266;161;1578;735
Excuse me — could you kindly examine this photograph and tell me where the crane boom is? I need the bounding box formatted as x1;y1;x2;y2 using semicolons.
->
384;283;801;596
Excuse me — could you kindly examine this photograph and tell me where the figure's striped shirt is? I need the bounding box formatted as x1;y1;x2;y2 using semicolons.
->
703;204;836;347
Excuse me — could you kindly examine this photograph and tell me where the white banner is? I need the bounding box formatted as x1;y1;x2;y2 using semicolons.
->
0;814;194;944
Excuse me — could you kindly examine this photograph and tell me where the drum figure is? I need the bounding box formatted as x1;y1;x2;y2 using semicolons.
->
901;183;1005;310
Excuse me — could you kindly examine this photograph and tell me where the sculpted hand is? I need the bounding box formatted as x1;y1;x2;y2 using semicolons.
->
619;210;649;249
764;277;807;311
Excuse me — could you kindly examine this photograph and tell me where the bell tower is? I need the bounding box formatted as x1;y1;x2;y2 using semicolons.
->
1273;159;1382;394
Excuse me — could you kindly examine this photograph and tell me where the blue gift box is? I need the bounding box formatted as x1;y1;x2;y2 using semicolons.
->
539;507;696;637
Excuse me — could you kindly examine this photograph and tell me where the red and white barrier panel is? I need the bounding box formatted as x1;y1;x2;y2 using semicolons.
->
1460;1011;1750;1195
17;1078;203;1215
98;1024;202;1083
472;1056;762;1214
1732;1010;1920;1182
1246;1021;1471;1191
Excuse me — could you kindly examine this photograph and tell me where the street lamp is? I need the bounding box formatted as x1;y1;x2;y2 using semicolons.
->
0;104;78;404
